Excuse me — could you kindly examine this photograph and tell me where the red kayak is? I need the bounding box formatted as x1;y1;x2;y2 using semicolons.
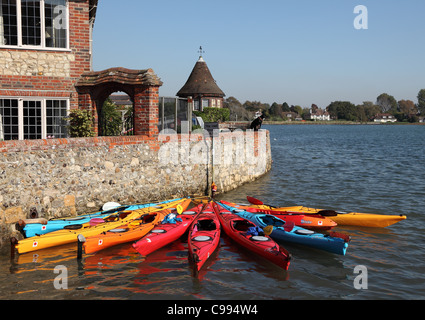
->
133;204;202;256
188;202;221;273
219;200;336;230
212;202;291;271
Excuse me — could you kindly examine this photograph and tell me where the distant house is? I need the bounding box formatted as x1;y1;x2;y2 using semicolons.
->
305;108;331;121
418;116;424;123
374;113;397;123
110;95;132;108
282;112;302;121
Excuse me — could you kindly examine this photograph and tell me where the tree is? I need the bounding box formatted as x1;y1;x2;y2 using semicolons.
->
326;101;357;120
100;98;123;136
302;107;310;120
224;96;252;121
357;101;381;121
243;100;269;112
376;93;397;114
292;105;303;116
281;102;290;112
398;100;417;116
417;89;425;115
269;102;283;119
224;96;242;109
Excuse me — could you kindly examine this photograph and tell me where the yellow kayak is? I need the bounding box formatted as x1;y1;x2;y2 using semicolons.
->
245;197;407;228
250;204;407;228
13;198;188;254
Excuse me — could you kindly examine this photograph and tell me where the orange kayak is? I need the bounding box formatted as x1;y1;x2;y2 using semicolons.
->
219;200;337;230
81;199;191;254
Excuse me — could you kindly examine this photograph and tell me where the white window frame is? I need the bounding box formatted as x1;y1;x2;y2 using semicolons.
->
0;0;70;51
0;96;69;140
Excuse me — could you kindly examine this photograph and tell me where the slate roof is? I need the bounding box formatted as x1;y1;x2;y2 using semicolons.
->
177;57;225;98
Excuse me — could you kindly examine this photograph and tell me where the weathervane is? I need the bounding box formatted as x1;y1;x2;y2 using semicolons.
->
198;46;205;58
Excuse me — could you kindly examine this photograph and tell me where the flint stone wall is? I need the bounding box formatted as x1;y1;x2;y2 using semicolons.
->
0;130;271;250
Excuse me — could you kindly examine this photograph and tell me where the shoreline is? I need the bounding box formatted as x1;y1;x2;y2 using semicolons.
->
224;121;425;126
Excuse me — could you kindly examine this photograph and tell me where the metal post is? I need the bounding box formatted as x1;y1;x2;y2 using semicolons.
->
174;98;178;131
188;96;193;132
161;97;165;131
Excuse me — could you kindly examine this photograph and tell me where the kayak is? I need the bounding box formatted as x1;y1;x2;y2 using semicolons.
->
188;202;221;272
219;200;337;230
245;196;406;228
251;204;406;228
19;198;182;238
13;198;187;254
133;203;202;256
211;202;291;271
218;202;350;255
81;199;192;254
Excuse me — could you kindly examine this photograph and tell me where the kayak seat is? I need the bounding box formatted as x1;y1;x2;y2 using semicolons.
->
196;219;217;231
140;213;156;224
233;220;253;232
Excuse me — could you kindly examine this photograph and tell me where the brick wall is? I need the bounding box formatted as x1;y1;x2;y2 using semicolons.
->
0;0;93;109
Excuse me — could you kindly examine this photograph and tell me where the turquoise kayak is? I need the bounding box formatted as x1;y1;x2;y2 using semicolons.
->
218;202;350;255
20;198;182;238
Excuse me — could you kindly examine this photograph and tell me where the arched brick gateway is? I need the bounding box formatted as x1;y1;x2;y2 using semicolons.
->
75;68;163;137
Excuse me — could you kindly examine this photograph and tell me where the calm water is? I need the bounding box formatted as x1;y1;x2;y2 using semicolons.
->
1;124;424;300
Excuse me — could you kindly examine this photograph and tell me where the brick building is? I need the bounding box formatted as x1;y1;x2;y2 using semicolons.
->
0;0;98;140
1;0;162;140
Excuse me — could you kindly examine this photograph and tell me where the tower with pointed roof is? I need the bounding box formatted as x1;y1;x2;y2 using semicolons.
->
177;47;225;111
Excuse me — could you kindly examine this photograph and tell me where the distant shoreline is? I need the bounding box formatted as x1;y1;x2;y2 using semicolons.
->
224;121;425;126
264;121;425;125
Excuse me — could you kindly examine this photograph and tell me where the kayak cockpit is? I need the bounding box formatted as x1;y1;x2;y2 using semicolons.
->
258;215;285;227
137;213;157;224
195;219;217;231
232;219;255;232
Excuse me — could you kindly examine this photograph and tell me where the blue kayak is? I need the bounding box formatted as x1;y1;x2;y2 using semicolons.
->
218;202;350;255
21;198;183;238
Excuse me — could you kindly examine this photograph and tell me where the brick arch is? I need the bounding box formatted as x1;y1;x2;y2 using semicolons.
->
75;68;163;137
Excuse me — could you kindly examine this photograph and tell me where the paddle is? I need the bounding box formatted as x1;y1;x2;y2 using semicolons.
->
327;231;351;243
17;218;48;227
283;221;295;232
246;196;276;209
263;225;273;236
176;204;183;215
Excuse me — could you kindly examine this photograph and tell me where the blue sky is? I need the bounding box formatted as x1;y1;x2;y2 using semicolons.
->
92;0;425;108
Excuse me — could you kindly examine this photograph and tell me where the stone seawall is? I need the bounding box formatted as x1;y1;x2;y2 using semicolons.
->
0;130;271;249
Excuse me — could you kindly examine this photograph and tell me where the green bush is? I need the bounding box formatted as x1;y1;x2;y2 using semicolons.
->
194;107;230;122
64;109;95;138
